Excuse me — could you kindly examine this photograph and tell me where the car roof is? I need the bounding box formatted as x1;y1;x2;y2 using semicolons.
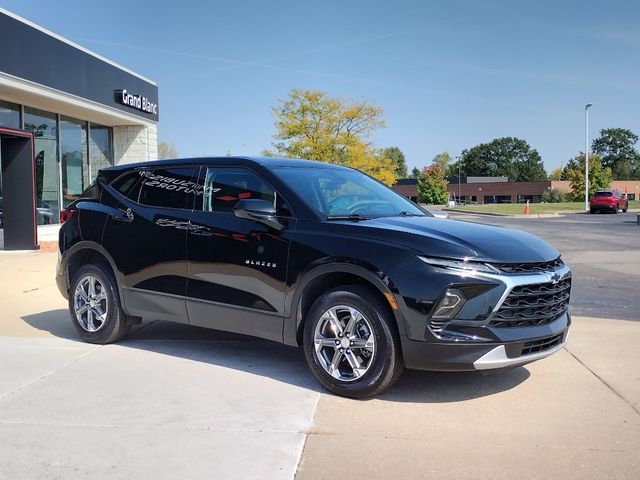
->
103;156;350;172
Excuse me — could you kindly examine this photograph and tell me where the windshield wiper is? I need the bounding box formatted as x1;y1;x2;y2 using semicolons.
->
326;213;369;221
396;211;423;217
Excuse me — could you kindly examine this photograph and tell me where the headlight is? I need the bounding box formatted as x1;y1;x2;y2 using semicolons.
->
418;256;499;275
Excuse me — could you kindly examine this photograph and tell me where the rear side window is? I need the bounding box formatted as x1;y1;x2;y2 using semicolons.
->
111;172;143;202
139;167;197;209
75;180;101;201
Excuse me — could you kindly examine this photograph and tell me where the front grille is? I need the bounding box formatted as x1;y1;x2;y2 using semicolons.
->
490;278;571;328
492;257;564;274
521;333;564;355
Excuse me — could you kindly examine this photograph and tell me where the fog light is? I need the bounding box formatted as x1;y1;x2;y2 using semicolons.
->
432;288;466;319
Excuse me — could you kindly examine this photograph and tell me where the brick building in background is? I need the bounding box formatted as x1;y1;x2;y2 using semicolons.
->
393;178;640;204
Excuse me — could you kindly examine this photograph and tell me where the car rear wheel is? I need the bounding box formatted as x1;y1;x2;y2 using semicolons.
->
303;285;404;398
69;263;130;344
623;205;628;213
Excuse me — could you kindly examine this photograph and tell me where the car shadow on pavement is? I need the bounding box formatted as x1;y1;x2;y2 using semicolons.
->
22;310;530;402
376;367;530;403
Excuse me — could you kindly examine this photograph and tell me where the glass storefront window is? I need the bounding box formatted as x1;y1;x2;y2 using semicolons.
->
24;107;59;225
0;100;20;129
9;106;114;226
60;116;88;206
89;123;113;176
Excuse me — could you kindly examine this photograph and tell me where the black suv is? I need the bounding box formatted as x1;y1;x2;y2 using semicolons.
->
56;157;571;398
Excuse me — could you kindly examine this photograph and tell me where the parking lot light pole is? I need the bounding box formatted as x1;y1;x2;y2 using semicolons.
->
585;103;593;211
455;156;461;205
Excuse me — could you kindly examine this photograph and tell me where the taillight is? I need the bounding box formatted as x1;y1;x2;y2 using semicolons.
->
59;209;76;223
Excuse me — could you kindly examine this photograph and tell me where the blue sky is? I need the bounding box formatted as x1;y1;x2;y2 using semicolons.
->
3;0;640;171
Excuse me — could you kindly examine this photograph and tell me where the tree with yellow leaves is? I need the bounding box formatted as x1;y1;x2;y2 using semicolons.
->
263;89;396;184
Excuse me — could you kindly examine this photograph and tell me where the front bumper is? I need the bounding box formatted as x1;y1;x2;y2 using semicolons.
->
401;310;570;372
472;341;564;370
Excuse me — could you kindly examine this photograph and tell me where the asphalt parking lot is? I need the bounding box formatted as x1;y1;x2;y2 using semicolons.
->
0;213;639;479
446;211;640;321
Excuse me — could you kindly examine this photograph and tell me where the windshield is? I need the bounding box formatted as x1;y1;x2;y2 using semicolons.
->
274;166;426;218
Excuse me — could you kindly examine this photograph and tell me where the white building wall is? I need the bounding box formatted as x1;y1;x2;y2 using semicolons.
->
113;123;158;164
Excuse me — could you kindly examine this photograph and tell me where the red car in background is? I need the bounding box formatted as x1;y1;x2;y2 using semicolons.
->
590;189;628;214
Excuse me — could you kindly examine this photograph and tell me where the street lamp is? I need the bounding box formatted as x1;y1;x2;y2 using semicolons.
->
455;155;461;205
584;103;593;211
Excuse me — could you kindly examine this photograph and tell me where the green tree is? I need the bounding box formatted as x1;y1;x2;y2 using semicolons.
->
454;137;546;182
381;146;407;178
417;163;448;204
560;158;577;180
409;166;421;179
591;128;640;180
541;188;566;203
564;152;612;201
432;152;452;171
264;89;395;184
548;167;562;180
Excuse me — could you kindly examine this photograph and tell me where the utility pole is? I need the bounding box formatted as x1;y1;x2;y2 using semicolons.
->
455;156;461;205
585;103;593;211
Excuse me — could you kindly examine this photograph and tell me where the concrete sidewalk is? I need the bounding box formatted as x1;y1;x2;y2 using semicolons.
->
1;251;639;479
0;251;321;480
297;316;640;480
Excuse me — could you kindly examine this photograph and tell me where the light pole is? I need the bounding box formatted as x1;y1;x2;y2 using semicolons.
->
584;103;592;211
455;156;461;205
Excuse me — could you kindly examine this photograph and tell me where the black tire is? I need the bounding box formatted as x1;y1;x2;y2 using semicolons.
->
303;285;404;399
68;263;130;344
623;205;628;213
590;209;595;214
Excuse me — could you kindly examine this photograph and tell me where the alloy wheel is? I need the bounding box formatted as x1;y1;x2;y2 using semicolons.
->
73;274;108;332
313;305;376;382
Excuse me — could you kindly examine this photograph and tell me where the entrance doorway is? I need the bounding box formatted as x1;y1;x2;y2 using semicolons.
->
0;127;37;250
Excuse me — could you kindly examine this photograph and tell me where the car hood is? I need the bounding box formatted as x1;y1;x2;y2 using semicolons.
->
328;216;559;263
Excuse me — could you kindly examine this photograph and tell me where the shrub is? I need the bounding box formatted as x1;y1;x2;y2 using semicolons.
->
541;188;566;203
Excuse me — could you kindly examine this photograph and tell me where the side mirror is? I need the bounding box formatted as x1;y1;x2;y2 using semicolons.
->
234;199;283;231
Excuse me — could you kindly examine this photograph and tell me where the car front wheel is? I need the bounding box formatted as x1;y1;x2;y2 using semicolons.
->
69;263;130;344
303;285;404;398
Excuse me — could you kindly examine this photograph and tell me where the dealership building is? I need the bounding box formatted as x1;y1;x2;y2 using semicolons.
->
0;8;158;249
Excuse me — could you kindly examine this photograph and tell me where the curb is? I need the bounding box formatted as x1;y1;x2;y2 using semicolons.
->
445;208;640;218
39;241;58;252
443;209;508;217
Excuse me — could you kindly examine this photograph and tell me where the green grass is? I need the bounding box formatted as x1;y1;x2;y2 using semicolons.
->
444;201;640;215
